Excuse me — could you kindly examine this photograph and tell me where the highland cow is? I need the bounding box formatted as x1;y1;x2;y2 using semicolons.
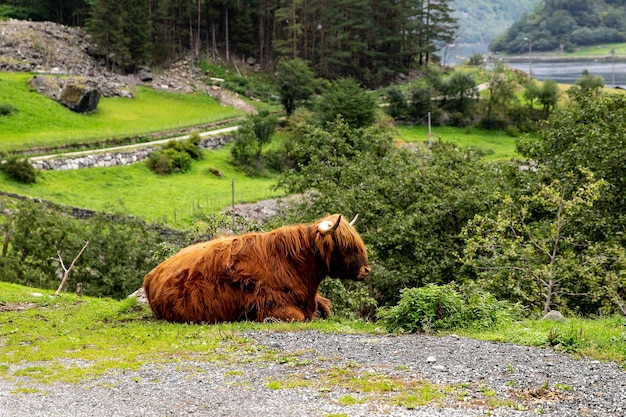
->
143;214;370;323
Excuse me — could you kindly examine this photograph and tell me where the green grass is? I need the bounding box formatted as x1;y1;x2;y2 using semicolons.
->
451;316;626;366
0;281;380;385
394;124;520;160
0;72;245;151
0;145;282;226
559;43;626;58
0;279;624;412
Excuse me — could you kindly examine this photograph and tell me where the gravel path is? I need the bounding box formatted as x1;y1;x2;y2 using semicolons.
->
1;331;624;417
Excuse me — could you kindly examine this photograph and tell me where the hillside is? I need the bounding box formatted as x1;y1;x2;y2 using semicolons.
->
490;0;626;53
451;0;540;43
0;19;255;112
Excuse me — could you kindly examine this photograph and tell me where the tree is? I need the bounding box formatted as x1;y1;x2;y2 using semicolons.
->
462;169;621;314
440;71;478;116
518;89;626;246
231;110;278;170
411;0;458;66
87;0;151;71
278;125;498;305
384;87;408;120
537;79;560;118
315;77;377;128
573;69;604;95
276;58;318;115
480;62;520;129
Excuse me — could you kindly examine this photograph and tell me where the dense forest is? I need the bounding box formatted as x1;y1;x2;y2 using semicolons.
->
451;0;539;43
490;0;626;53
0;0;457;87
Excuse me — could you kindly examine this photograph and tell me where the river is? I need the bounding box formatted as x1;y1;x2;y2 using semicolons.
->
441;43;626;87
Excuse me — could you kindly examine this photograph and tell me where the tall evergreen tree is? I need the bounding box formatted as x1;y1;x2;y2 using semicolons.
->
87;0;151;71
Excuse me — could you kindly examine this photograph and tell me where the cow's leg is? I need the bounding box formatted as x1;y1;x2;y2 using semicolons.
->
315;293;332;319
262;305;306;322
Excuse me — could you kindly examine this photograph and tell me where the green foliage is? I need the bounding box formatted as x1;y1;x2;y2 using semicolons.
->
377;284;522;333
462;169;626;315
479;63;521;130
452;0;540;43
520;89;626;245
276;58;318;115
315;78;378;129
489;0;625;53
537;79;561;118
278;116;392;178
573;69;605;94
384;87;408;120
0;102;17;116
440;72;478;115
0;198;175;299
408;84;436;122
0;156;36;183
146;138;200;175
278;119;499;305
86;0;151;70
319;278;377;320
230;110;278;174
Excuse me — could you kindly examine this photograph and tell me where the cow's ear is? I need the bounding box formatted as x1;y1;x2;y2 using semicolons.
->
318;215;342;235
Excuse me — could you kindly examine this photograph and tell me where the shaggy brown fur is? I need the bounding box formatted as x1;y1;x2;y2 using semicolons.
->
143;214;370;323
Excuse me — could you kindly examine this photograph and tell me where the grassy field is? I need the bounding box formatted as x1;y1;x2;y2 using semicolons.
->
395;124;520;160
0;146;282;226
0;72;245;151
0;124;521;227
0;281;623;389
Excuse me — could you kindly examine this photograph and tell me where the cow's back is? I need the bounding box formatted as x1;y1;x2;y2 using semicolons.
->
143;239;243;323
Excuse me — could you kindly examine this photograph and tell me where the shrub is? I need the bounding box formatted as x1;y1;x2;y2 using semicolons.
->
0;102;18;116
319;278;377;320
146;138;197;174
377;284;523;333
0;156;36;183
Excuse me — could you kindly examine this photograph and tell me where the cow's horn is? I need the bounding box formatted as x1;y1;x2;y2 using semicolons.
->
349;214;359;226
318;215;342;235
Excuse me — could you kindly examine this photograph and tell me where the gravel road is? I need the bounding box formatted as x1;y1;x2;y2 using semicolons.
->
1;330;624;417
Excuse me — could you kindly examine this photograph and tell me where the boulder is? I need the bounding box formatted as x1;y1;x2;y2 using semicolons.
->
59;83;101;113
136;66;153;82
542;310;567;322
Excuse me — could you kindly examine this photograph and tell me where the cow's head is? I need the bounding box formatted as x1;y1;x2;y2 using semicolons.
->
315;214;370;281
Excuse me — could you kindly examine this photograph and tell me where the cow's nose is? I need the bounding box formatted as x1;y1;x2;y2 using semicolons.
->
358;265;371;279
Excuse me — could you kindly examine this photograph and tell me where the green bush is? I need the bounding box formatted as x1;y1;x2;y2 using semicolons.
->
0;156;36;183
377;284;523;333
146;138;198;174
0;198;182;299
0;102;18;116
319;278;377;319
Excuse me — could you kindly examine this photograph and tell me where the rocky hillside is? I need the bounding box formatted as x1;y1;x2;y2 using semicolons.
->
0;19;255;112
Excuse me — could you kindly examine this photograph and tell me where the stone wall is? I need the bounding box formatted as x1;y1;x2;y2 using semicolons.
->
32;135;233;171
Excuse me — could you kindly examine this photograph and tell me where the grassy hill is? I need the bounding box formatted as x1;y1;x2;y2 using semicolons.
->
0;72;245;152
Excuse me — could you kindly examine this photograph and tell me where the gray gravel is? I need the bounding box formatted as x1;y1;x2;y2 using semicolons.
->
1;330;624;417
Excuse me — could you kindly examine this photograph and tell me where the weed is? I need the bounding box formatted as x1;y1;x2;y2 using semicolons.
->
337;395;364;406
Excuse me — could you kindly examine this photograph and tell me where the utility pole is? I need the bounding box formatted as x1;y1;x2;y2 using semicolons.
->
611;48;616;87
524;37;533;79
427;112;433;146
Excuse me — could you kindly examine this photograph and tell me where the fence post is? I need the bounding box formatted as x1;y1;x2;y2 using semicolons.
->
231;177;235;230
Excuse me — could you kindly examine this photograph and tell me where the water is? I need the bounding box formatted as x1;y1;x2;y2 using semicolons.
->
441;43;626;87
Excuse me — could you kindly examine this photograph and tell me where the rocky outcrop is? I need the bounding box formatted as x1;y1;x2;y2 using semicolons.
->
59;83;101;113
0;19;97;75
